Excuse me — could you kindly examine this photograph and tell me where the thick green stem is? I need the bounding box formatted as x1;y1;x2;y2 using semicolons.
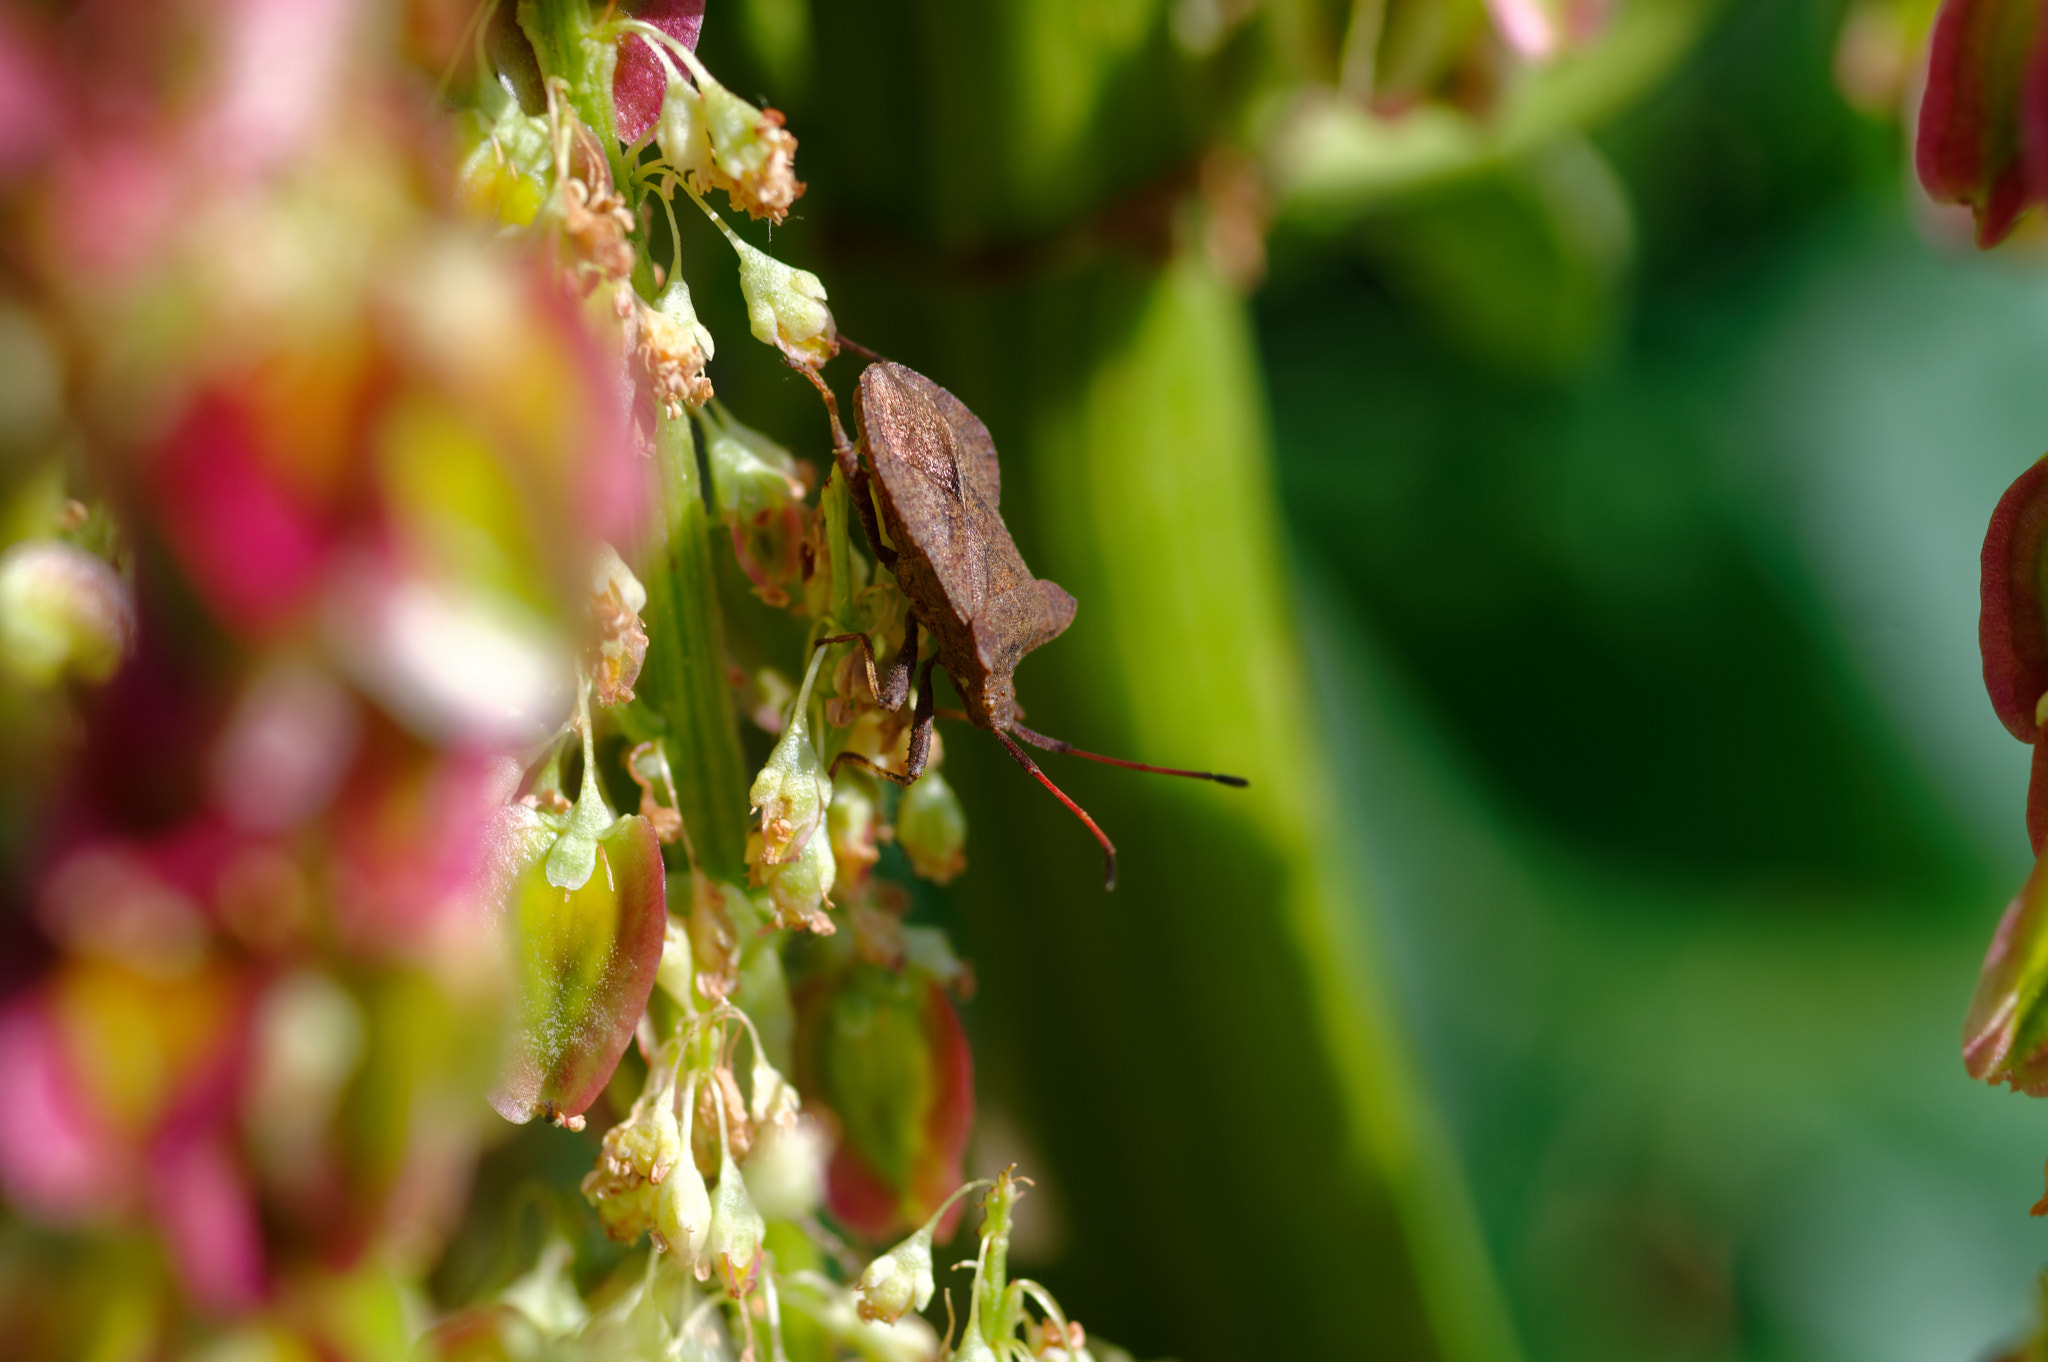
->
823;462;854;626
627;409;752;882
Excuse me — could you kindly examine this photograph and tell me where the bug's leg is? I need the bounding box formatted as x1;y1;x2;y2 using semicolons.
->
783;353;856;474
812;631;880;706
900;655;936;775
827;655;935;786
875;615;919;713
785;353;896;567
828;751;915;786
993;728;1118;891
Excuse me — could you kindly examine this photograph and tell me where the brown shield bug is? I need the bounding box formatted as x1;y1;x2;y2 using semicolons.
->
790;348;1245;890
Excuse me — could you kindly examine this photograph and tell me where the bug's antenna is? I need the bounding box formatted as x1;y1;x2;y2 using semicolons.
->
834;333;886;364
994;730;1119;891
1009;723;1248;788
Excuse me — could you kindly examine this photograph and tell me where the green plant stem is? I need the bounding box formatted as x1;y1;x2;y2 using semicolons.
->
627;408;751;882
823;462;854;625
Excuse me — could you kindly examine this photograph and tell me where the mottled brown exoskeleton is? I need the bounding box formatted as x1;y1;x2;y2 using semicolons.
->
792;350;1244;890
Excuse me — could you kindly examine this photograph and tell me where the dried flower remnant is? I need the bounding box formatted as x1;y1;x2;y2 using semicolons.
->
697;82;805;225
627;740;687;845
626;278;715;417
588;545;650;707
552;96;638;288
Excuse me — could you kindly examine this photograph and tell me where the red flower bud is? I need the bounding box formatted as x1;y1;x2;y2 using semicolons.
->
1979;454;2048;851
1917;0;2048;245
1980;455;2048;743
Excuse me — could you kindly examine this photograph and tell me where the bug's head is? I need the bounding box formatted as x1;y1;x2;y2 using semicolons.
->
979;671;1019;732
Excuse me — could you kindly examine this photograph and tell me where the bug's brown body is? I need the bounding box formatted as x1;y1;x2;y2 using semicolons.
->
856;362;1075;733
794;349;1243;889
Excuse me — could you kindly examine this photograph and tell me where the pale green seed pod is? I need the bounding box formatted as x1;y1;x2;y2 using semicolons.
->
852;1228;935;1325
729;236;834;366
698;401;804;528
657;1073;713;1273
747;647;836;928
742;1114;825;1222
896;770;967;885
753;826;834;931
655;913;694;1007
827;781;880;890
706;1082;766;1296
655;71;714;182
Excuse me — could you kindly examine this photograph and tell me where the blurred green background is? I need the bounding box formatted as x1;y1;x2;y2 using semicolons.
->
622;0;2048;1357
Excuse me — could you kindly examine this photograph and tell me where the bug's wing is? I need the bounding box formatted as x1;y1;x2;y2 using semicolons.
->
860;362;992;616
929;380;1001;507
974;577;1076;678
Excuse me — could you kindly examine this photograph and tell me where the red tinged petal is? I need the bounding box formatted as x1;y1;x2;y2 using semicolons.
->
611;0;706;144
1966;848;2048;1090
1917;0;2046;245
489;813;667;1125
1981;453;2048;742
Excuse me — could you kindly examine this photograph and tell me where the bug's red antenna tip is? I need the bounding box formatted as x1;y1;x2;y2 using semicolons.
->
995;730;1118;891
1008;723;1248;789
